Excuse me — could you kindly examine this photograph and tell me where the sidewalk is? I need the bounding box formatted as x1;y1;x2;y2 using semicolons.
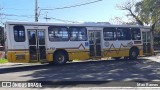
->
142;54;160;63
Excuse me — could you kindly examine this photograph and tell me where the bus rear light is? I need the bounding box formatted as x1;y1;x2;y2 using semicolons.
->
134;41;142;44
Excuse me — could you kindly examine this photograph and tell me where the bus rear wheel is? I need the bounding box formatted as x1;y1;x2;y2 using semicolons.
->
129;49;138;60
53;51;68;65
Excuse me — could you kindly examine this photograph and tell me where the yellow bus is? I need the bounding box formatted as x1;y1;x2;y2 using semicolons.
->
4;21;153;64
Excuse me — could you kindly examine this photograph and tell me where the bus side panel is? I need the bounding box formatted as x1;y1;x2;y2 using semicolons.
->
6;24;13;62
67;50;90;60
46;52;53;62
47;41;90;61
102;41;131;58
103;49;130;57
139;49;143;56
7;51;29;63
45;27;54;62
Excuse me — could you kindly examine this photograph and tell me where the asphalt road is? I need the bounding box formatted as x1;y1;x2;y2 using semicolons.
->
0;57;160;88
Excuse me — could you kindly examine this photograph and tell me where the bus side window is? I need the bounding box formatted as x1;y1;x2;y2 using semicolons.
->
103;27;116;41
69;27;87;41
117;27;131;40
13;25;25;42
131;28;141;40
70;28;78;41
48;26;69;41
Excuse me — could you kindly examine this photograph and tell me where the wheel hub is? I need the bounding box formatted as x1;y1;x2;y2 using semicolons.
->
58;55;64;63
132;51;136;57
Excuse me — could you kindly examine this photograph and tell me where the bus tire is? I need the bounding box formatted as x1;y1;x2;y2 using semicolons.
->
129;48;138;60
53;51;68;65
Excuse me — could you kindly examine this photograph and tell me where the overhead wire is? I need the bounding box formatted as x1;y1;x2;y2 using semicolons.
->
1;0;103;23
38;0;103;22
1;7;32;11
41;0;103;10
2;0;103;11
48;17;79;23
1;13;35;18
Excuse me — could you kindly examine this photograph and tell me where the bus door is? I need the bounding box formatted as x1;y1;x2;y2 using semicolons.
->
88;31;102;57
28;30;46;62
142;31;152;55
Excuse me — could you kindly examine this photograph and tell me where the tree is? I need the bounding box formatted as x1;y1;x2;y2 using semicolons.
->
109;17;125;25
136;0;160;34
118;0;160;35
117;0;144;26
109;16;137;25
0;7;4;25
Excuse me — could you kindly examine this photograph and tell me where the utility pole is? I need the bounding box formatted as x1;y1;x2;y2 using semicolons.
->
35;0;38;22
44;12;51;22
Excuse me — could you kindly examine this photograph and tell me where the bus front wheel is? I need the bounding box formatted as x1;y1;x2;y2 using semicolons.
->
129;48;138;60
53;51;68;65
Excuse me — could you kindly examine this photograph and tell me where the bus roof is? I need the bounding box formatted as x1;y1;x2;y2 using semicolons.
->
5;21;150;28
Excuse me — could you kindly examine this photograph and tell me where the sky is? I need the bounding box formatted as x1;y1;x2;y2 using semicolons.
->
0;0;141;25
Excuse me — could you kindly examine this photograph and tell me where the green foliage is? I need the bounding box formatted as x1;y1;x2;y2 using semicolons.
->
118;0;160;33
135;0;160;32
0;58;8;64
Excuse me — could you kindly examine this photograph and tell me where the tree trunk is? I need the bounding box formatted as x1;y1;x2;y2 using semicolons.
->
151;23;156;36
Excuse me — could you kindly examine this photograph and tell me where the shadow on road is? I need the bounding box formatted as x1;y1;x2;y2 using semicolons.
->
1;59;160;87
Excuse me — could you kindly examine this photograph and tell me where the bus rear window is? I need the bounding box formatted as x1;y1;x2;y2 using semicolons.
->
14;25;25;42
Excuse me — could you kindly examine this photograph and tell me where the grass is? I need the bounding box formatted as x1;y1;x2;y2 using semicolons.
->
0;58;8;64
